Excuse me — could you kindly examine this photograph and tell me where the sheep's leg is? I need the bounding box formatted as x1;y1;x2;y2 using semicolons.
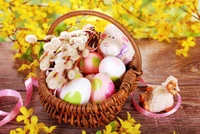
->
139;93;145;103
140;93;150;111
143;101;150;111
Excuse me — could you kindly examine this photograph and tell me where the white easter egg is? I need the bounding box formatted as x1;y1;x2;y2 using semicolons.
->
59;78;91;104
99;56;126;82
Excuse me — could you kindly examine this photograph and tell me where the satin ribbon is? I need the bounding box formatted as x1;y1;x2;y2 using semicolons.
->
132;78;182;118
132;93;182;118
0;77;38;126
116;43;129;59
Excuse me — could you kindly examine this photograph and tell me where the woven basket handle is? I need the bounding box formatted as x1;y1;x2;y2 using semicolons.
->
47;10;142;72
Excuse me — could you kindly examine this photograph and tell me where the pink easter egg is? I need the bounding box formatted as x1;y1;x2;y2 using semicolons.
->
90;73;115;102
79;52;103;75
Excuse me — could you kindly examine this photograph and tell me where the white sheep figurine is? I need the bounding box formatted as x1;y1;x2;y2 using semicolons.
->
99;24;135;64
139;76;180;112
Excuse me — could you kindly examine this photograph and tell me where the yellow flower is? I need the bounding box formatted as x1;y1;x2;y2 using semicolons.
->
18;64;30;71
103;124;118;134
30;59;39;68
152;0;165;10
10;128;26;134
13;53;22;59
1;22;15;35
126;112;136;124
16;106;34;124
25;72;37;79
118;118;136;133
152;30;171;42
191;23;200;33
133;0;143;10
42;125;57;133
11;106;57;134
32;44;41;55
9;130;17;134
24;116;45;134
116;112;141;134
176;37;196;57
182;37;196;51
176;48;188;57
82;130;87;134
151;21;172;42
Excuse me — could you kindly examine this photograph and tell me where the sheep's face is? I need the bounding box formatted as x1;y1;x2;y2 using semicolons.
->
166;80;178;95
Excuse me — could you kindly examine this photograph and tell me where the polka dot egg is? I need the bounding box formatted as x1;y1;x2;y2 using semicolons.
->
90;73;115;102
60;78;91;104
79;52;103;75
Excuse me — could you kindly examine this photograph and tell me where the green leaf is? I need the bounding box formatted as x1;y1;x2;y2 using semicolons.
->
110;121;117;132
95;130;102;134
20;54;27;60
55;23;67;36
20;54;33;62
25;46;32;55
38;42;44;59
0;37;5;42
26;55;33;62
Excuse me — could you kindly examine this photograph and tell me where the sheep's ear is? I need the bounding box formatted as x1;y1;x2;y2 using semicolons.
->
100;33;107;39
122;37;129;42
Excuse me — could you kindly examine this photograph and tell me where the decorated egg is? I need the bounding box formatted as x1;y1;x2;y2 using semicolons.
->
99;56;126;82
60;78;91;104
90;73;115;102
79;52;103;75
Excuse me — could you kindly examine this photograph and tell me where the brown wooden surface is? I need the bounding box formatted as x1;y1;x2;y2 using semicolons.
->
0;39;200;134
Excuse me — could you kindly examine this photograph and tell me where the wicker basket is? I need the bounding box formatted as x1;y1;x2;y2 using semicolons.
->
38;10;142;128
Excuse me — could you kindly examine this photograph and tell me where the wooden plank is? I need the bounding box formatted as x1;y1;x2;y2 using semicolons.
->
136;38;200;86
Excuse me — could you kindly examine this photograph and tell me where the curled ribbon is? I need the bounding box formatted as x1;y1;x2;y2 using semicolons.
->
0;77;38;126
132;78;182;118
132;93;182;118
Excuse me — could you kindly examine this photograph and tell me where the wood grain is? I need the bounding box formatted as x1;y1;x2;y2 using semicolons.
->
0;39;200;134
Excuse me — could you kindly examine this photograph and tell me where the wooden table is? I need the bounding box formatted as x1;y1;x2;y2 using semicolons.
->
0;39;200;134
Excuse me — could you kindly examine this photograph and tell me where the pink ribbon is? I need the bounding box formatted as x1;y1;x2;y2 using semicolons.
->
0;77;38;126
132;78;182;118
132;93;182;118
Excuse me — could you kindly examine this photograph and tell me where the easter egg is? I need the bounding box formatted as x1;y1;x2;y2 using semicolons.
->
90;73;115;102
99;56;126;82
79;52;103;75
60;78;91;104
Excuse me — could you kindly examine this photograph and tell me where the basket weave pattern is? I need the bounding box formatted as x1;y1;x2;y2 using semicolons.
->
38;10;142;128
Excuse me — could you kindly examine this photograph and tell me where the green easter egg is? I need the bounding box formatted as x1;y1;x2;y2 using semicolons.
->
91;78;102;91
92;57;101;68
63;91;81;104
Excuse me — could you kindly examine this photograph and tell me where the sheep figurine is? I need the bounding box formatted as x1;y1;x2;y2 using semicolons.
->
99;24;135;64
139;76;180;112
